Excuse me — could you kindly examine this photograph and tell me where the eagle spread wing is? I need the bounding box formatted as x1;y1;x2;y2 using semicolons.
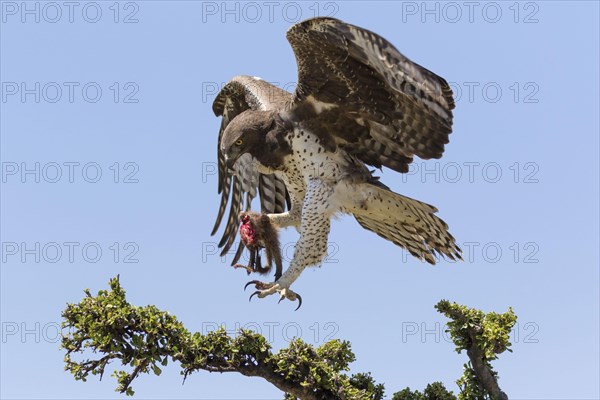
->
211;76;290;261
212;18;460;271
285;17;455;173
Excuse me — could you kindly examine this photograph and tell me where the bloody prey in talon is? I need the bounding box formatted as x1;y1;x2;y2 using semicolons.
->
235;211;283;281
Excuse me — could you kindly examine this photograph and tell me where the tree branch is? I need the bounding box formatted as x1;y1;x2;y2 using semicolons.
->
61;276;378;399
435;300;515;400
61;278;516;400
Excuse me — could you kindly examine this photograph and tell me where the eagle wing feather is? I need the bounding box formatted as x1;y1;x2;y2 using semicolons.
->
211;76;291;260
286;17;455;173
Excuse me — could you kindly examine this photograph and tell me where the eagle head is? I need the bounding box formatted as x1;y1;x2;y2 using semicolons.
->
221;110;290;170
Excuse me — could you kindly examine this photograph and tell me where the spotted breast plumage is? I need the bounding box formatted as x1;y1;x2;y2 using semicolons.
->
211;17;462;307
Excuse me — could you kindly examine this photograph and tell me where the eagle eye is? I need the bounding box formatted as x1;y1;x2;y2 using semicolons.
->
235;139;243;146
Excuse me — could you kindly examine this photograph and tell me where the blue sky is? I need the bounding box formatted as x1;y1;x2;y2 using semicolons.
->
1;1;599;399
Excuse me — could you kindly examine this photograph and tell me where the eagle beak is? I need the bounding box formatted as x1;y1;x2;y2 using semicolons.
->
225;155;237;171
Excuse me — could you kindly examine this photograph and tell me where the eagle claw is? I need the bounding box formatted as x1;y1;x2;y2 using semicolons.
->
279;290;302;311
245;280;303;311
249;290;262;302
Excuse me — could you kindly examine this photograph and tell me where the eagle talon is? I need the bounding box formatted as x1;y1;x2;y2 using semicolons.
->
279;288;303;311
245;281;303;310
244;280;274;291
249;290;262;302
294;294;302;311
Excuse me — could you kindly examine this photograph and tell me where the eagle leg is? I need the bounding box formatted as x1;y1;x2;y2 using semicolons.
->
244;280;303;311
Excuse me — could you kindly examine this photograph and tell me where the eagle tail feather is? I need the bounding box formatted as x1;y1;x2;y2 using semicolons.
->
351;183;462;264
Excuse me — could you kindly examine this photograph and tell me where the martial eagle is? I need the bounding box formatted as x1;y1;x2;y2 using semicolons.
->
211;17;461;307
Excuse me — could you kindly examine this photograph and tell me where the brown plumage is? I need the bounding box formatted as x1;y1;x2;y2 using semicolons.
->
210;17;462;306
211;18;458;262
